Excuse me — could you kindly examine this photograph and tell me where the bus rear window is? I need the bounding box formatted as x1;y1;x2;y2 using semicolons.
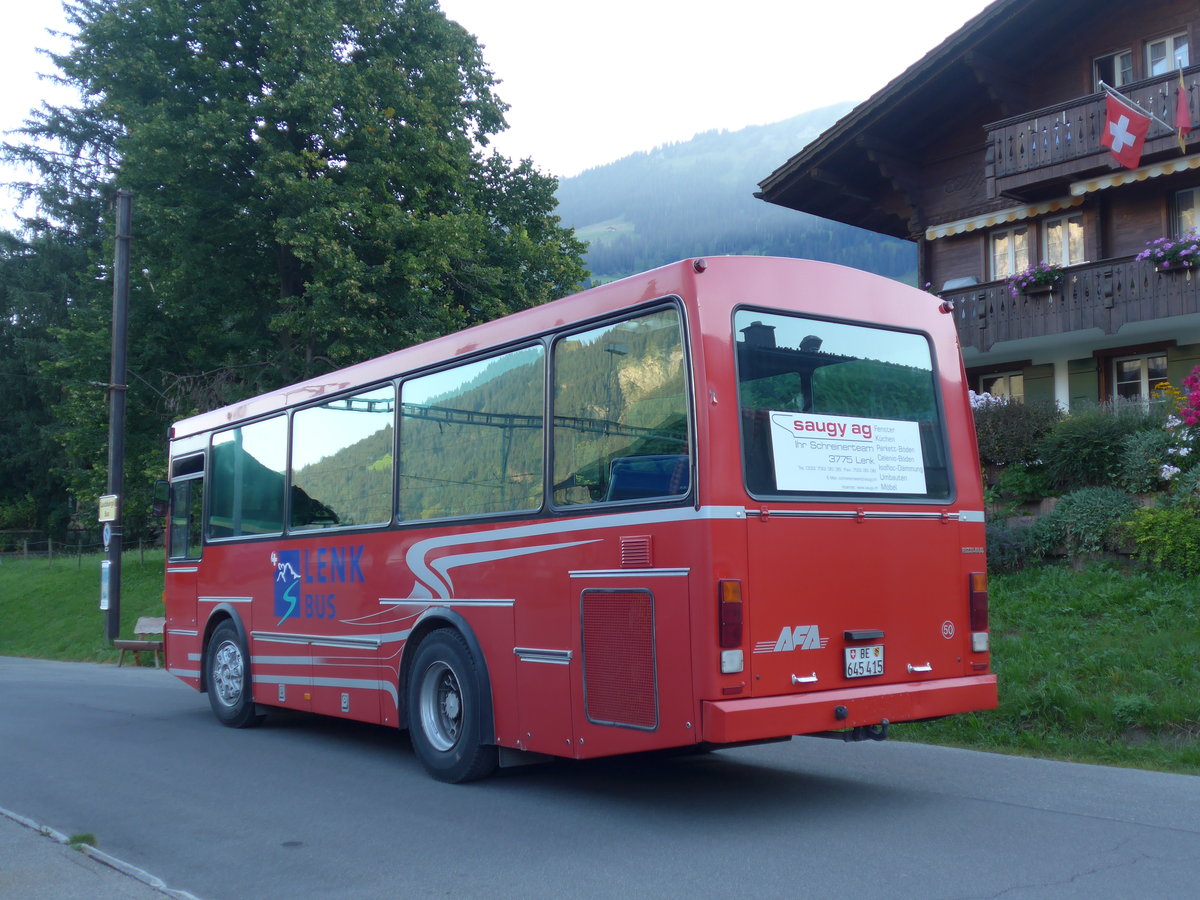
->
735;310;950;500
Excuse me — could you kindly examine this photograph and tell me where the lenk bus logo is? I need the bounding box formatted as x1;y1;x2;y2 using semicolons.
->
753;625;830;654
273;550;302;623
272;546;364;625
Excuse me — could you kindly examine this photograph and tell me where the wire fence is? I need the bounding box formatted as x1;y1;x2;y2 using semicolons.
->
0;538;162;569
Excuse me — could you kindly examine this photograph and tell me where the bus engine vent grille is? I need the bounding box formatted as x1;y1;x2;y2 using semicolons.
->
620;535;652;568
581;589;658;730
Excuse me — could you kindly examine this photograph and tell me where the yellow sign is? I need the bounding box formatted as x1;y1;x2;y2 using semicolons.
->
98;494;119;523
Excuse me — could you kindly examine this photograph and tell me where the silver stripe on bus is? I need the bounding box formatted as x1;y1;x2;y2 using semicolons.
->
252;632;311;645
253;629;412;646
569;568;689;578
403;505;747;600
746;509;963;521
252;631;381;649
169;668;201;678
310;637;382;649
168;628;199;637
514;647;573;665
377;598;515;607
166;566;199;574
199;596;253;603
253;655;318;665
958;509;986;522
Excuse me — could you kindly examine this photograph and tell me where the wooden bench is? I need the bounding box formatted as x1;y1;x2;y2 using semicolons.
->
114;616;165;668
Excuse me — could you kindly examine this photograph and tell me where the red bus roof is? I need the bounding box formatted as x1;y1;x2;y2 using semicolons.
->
171;257;938;439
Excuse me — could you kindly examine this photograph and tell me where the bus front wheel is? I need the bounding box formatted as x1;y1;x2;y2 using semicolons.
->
205;619;263;728
406;629;497;783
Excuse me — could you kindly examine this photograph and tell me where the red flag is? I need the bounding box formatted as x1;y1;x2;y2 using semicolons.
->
1101;93;1150;169
1177;71;1192;153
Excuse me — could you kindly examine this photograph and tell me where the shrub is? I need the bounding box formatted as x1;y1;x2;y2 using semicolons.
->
993;464;1053;504
1117;428;1175;493
1028;512;1065;558
972;397;1059;466
1126;506;1200;575
1038;406;1160;490
1162;467;1200;506
1043;486;1138;555
986;521;1037;573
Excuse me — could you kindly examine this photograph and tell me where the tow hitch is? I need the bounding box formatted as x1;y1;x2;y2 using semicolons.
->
842;719;889;742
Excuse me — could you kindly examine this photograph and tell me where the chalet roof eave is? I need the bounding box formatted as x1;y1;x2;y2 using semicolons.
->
756;0;1034;206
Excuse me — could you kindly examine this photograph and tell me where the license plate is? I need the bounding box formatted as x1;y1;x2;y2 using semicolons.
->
845;644;884;678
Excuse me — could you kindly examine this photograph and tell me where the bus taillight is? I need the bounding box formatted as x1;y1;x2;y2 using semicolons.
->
969;572;989;652
718;580;744;674
718;580;743;648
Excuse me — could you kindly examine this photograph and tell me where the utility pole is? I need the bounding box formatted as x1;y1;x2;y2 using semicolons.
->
102;191;133;643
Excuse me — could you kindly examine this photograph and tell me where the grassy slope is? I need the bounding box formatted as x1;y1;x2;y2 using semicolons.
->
897;564;1200;774
0;550;166;662
1;554;1196;772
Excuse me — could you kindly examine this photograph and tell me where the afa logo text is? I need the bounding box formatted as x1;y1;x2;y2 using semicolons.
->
753;625;830;654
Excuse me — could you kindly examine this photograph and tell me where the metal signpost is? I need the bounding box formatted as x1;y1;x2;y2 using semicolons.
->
102;191;132;643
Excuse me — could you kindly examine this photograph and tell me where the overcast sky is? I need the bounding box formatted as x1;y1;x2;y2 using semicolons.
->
1;0;993;211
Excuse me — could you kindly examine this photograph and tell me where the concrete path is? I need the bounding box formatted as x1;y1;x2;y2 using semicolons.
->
0;808;198;900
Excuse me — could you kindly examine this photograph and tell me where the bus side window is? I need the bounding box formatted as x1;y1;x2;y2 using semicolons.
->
552;307;691;506
399;346;545;521
168;477;203;559
207;416;287;538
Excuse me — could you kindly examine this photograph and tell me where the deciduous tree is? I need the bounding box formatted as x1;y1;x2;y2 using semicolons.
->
3;0;586;538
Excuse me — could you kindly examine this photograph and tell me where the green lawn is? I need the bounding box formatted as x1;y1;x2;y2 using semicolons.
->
0;549;166;662
897;563;1200;774
2;552;1196;773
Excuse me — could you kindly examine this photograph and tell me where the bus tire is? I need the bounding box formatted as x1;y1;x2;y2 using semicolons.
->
206;619;263;728
406;629;498;783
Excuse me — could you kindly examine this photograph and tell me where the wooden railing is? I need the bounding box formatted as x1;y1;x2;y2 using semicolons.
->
986;67;1199;183
944;256;1200;353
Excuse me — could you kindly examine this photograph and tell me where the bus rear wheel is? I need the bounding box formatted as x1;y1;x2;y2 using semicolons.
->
206;619;263;728
406;629;497;783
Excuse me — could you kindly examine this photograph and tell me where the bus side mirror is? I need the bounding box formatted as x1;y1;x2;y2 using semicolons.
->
152;480;169;518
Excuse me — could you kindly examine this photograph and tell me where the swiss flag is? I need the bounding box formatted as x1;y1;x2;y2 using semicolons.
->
1101;93;1151;169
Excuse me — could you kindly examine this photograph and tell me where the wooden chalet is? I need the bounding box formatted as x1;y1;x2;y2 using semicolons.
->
758;0;1199;408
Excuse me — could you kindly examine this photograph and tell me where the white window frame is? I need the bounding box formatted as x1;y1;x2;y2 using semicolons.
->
1147;32;1189;77
1112;353;1168;403
990;225;1030;281
978;372;1024;403
1042;214;1086;268
1173;188;1199;237
1093;49;1133;89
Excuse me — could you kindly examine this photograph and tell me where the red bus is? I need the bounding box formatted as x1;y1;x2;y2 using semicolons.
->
162;256;997;781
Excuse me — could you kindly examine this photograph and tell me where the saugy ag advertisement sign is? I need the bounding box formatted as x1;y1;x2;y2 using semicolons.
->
768;412;927;494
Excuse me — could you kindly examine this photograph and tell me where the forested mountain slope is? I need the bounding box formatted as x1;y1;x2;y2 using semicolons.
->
554;103;916;285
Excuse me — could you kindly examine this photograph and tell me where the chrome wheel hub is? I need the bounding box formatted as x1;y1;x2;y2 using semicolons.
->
212;640;244;708
418;661;463;752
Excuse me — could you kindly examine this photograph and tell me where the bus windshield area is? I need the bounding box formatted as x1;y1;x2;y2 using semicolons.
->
735;309;950;500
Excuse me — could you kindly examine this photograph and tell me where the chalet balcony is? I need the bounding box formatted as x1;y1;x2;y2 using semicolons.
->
946;256;1200;354
986;66;1199;200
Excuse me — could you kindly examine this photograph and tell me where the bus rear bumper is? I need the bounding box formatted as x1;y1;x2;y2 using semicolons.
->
701;674;998;744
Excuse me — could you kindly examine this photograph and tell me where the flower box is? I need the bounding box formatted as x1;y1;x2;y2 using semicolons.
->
1138;230;1200;271
1006;261;1064;298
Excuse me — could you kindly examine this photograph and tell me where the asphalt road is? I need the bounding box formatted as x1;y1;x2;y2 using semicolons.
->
1;656;1196;899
